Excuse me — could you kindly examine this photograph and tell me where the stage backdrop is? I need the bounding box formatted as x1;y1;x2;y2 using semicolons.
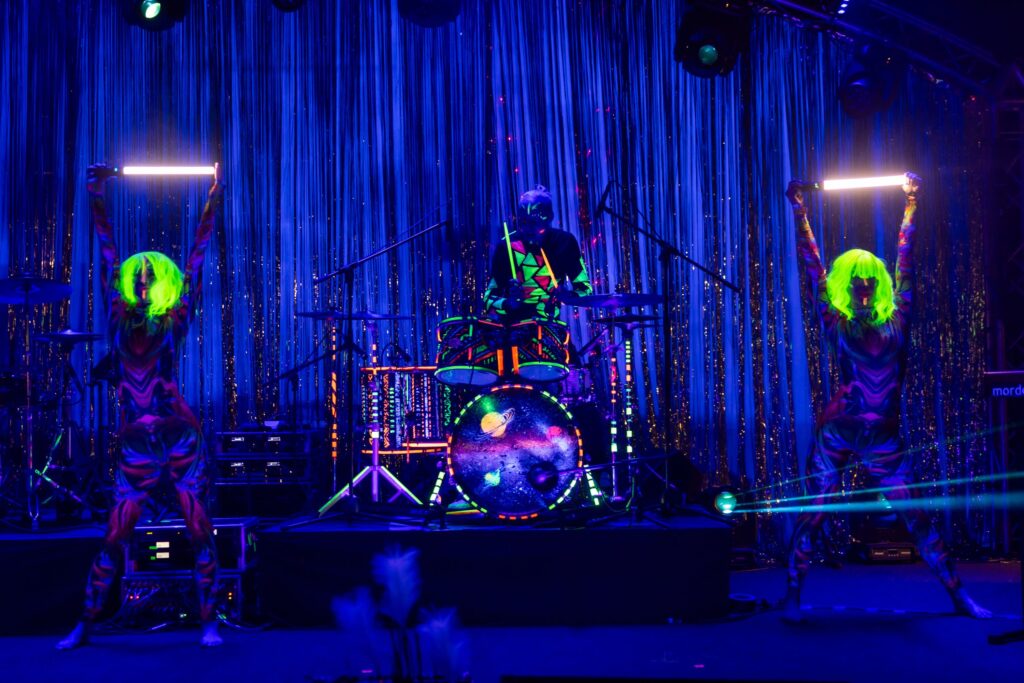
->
0;0;997;551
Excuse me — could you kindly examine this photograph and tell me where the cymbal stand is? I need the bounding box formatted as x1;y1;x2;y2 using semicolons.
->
597;187;739;509
312;218;446;517
19;282;39;528
319;320;421;510
36;342;102;516
576;324;623;498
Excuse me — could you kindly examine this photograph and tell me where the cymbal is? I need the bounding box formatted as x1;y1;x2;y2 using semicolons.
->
296;309;413;322
34;329;103;345
593;314;660;326
0;277;72;305
563;292;663;309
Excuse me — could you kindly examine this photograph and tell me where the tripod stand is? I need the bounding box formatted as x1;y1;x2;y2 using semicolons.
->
33;331;106;520
311;218;448;517
319;319;421;511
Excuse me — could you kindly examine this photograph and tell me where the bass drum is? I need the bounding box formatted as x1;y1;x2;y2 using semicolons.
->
446;384;582;521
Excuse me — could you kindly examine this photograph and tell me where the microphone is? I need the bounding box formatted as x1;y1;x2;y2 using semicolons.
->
592;181;613;222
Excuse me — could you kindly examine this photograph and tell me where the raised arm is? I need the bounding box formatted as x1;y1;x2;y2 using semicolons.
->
86;164;120;295
894;173;920;315
182;164;223;318
787;180;836;327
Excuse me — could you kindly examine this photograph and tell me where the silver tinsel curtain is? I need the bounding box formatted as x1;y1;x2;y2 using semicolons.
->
0;1;996;550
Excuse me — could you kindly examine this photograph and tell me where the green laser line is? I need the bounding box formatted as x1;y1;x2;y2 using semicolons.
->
738;491;1024;516
738;420;1024;499
733;470;1024;513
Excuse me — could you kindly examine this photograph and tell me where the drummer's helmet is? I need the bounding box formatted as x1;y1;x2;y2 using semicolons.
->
516;185;554;239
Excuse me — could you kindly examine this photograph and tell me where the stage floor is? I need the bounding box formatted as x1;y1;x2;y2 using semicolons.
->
0;562;1018;683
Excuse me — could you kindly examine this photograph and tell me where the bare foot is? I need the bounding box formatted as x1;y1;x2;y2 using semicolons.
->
780;585;807;624
200;621;223;647
950;587;992;619
56;622;90;650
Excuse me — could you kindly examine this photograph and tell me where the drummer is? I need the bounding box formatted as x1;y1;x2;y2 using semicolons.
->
483;185;593;320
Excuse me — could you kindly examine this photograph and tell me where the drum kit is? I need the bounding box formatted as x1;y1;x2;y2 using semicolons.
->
426;292;666;520
0;276;107;528
293;290;666;523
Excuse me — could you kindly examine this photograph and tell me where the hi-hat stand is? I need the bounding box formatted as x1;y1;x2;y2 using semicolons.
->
594;181;739;508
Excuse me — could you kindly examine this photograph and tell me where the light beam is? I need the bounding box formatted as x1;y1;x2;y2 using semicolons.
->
738;492;1024;516
738;421;1023;499
733;470;1024;513
822;174;908;191
120;165;216;176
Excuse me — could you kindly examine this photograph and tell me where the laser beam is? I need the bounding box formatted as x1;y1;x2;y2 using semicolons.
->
738;492;1024;516
738;421;1023;499
732;470;1024;513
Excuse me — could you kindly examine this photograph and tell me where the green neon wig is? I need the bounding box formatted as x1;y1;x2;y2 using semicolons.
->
116;251;184;319
826;248;896;324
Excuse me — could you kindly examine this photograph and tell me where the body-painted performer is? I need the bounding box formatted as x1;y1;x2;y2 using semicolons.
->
484;185;593;320
58;163;225;649
782;174;989;621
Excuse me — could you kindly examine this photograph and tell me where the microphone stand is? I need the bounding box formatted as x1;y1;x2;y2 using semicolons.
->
307;219;447;521
597;196;738;511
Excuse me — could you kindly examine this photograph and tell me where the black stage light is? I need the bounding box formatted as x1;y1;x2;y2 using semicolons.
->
397;0;462;28
838;44;903;118
673;3;751;78
813;0;853;17
120;0;188;32
271;0;307;11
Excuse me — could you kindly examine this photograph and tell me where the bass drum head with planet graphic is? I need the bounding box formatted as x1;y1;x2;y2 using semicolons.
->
447;384;582;520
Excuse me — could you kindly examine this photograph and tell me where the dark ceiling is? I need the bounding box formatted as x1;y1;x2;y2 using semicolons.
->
855;1;1024;65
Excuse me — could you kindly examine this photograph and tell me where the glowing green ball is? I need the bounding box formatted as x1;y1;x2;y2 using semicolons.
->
715;491;737;515
142;1;162;19
698;44;719;66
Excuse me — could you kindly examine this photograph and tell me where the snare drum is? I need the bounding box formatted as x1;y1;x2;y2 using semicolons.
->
508;318;570;383
435;316;570;386
434;316;500;387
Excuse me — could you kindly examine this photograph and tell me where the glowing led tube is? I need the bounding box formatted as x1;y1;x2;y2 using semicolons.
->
822;174;907;191
120;165;216;176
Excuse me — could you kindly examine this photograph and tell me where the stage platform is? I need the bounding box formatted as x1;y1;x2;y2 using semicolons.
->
258;510;732;627
0;508;731;633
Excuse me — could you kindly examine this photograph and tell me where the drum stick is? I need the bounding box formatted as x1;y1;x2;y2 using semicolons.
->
539;247;557;288
503;221;518;280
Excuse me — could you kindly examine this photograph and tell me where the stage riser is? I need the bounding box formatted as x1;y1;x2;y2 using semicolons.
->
0;536;100;635
258;526;730;626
